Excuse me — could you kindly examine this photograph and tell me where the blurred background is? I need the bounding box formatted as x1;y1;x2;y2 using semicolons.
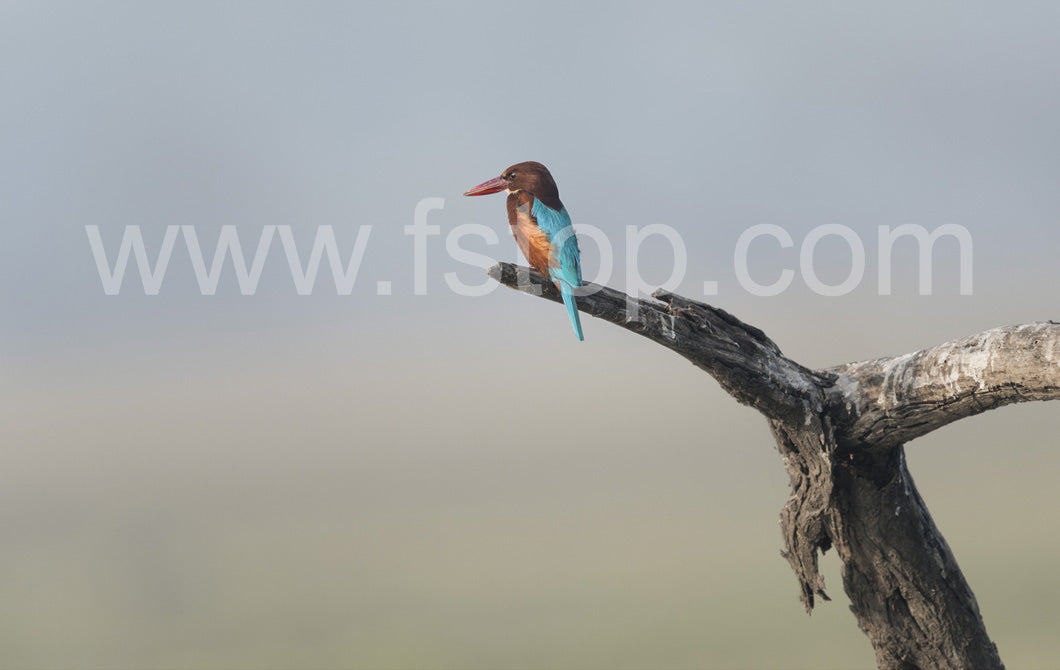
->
2;2;1058;668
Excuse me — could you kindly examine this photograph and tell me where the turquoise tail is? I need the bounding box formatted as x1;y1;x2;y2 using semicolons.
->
559;282;584;341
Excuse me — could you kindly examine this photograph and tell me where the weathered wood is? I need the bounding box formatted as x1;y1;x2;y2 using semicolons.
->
488;262;1059;670
487;263;834;426
829;323;1060;449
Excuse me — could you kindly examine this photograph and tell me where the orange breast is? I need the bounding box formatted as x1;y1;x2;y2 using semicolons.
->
506;192;555;278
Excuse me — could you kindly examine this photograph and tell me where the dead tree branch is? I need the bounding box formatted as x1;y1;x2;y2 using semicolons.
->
489;262;1060;670
829;325;1060;448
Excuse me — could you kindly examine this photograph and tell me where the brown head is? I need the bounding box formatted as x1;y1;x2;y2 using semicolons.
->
463;161;564;211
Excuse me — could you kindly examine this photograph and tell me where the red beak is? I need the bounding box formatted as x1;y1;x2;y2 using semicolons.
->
463;176;507;197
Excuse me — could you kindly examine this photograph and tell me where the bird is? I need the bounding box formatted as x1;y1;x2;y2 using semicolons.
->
463;161;584;340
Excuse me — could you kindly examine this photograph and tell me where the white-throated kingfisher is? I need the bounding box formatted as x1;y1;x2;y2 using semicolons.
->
463;161;584;340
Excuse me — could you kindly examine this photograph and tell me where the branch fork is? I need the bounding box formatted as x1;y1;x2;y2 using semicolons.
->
490;262;1059;670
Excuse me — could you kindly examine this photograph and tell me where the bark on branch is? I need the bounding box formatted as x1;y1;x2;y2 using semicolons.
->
830;325;1060;449
489;262;1060;670
487;263;835;425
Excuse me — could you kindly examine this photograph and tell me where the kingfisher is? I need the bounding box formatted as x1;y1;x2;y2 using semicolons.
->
463;161;585;340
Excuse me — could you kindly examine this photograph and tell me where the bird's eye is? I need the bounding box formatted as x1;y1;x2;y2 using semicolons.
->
507;172;516;180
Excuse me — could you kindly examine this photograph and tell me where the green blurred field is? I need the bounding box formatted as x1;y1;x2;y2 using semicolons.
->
4;335;1056;669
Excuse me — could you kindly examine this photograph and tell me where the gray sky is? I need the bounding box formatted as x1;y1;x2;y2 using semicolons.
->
2;2;1058;667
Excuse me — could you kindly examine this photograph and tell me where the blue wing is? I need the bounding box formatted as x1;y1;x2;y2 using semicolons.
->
531;198;584;340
